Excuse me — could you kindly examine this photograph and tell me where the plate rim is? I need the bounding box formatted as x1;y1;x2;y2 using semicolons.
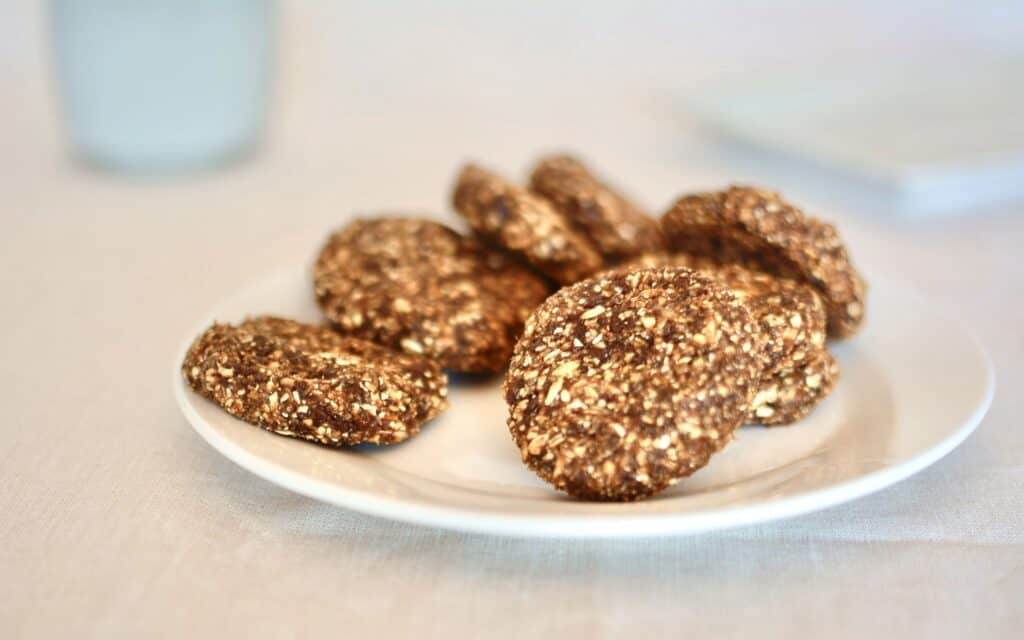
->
173;267;995;538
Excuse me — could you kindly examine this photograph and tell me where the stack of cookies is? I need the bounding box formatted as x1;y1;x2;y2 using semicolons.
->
182;154;866;502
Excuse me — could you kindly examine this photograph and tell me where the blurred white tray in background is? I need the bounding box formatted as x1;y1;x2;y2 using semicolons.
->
685;54;1024;214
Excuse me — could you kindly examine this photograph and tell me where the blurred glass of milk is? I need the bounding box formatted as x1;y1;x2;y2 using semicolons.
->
52;0;275;172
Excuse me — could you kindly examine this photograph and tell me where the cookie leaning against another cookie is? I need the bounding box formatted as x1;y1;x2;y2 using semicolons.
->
748;349;839;426
660;186;866;338
529;154;665;261
452;164;605;285
182;316;448;446
505;267;764;501
615;253;827;374
314;218;550;373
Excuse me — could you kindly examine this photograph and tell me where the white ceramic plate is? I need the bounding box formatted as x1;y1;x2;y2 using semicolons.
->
174;267;994;538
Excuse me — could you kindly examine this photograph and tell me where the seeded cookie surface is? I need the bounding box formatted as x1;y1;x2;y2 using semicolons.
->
661;186;866;338
182;316;448;446
529;155;665;261
615;254;827;374
452;164;604;284
748;349;839;426
505;267;764;501
314;218;550;373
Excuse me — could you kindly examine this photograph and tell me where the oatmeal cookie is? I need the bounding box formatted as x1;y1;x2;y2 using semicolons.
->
453;164;604;284
182;316;448;446
314;218;550;373
505;267;763;501
747;349;839;426
661;186;866;338
529;154;664;261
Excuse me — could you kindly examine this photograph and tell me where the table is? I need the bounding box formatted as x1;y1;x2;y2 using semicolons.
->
2;2;1021;638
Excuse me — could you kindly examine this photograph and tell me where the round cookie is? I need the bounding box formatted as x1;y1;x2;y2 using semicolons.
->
747;349;839;426
660;186;866;338
529;154;665;261
718;264;826;372
615;253;827;374
505;267;764;501
452;164;604;284
314;218;550;373
182;316;448;446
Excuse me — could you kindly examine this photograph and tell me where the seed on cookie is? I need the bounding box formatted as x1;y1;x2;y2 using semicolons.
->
504;267;764;501
181;316;448;446
660;186;866;338
530;154;665;261
614;253;827;374
314;218;550;373
452;164;605;284
747;349;839;426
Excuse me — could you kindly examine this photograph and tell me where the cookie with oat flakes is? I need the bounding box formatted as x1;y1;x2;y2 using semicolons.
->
504;267;764;501
748;349;839;426
182;316;448;446
314;218;550;373
529;154;665;261
452;164;605;285
660;186;866;338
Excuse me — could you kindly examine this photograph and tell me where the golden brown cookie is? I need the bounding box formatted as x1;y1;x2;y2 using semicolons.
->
529;154;665;261
747;349;839;426
182;316;448;446
660;186;866;338
615;253;827;374
314;218;550;373
452;164;604;284
505;267;764;501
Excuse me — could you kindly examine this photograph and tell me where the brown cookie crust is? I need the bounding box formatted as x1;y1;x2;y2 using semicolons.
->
530;154;665;261
748;349;839;426
452;164;604;284
615;254;827;374
660;186;866;338
314;218;550;373
505;267;763;501
182;316;448;446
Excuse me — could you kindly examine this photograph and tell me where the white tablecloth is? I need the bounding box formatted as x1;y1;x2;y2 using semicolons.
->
2;3;1021;638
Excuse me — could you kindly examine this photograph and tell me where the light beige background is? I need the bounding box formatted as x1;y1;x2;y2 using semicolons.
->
1;2;1021;638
